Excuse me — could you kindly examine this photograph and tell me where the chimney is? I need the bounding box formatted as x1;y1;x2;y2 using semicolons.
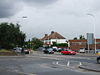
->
51;31;54;34
45;34;48;36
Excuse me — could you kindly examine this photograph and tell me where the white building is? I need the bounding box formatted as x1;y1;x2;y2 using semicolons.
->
41;31;67;46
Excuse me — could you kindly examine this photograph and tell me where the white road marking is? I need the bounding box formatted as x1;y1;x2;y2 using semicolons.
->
67;61;70;67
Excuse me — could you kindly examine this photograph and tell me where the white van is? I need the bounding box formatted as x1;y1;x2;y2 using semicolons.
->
79;48;85;53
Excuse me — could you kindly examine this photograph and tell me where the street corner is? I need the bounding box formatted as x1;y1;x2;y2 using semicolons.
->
16;72;37;75
78;62;100;72
28;73;37;75
28;74;37;75
77;53;98;57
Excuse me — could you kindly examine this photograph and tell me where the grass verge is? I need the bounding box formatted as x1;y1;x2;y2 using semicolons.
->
0;49;17;56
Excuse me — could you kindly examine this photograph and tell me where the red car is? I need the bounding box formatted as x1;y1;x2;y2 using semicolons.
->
61;50;76;55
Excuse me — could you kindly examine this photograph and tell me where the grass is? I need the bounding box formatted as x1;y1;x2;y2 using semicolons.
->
0;49;11;52
0;49;17;56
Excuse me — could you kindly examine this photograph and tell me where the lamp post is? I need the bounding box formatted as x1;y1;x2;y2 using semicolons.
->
87;13;96;53
17;16;28;23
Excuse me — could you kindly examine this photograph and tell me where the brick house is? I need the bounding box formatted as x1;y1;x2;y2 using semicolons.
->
68;39;100;51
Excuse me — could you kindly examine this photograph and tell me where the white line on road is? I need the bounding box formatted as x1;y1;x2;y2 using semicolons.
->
67;61;70;67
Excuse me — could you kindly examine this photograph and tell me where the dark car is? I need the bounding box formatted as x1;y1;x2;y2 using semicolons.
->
57;48;66;52
43;48;54;54
97;56;100;64
57;48;63;52
24;49;30;54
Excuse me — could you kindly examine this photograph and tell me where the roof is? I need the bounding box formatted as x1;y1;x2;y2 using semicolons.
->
49;32;65;39
41;31;66;40
41;34;49;40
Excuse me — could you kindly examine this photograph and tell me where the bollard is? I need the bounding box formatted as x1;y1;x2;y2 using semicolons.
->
56;61;59;64
79;62;82;66
67;61;70;67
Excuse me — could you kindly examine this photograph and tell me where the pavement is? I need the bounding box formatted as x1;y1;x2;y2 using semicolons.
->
79;62;100;72
77;53;97;57
77;53;100;72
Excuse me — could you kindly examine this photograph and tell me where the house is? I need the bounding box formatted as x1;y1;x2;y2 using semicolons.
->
68;39;100;51
68;40;87;50
41;31;67;47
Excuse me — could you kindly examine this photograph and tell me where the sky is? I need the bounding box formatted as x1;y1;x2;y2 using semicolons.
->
0;0;100;40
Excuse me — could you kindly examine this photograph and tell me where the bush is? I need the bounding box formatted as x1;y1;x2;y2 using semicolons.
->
51;43;68;48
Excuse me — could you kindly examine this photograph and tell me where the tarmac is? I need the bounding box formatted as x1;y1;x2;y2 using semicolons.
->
77;53;100;72
32;51;100;72
1;50;100;72
79;62;100;72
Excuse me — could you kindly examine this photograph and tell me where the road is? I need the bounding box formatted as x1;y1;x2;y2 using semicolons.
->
0;51;99;75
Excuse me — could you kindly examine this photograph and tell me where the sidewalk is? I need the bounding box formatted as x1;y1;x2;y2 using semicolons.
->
77;53;98;57
79;62;100;72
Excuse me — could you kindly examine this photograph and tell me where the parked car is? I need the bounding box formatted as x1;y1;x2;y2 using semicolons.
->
13;47;22;53
13;47;31;54
60;49;76;55
43;48;54;54
24;49;30;54
96;49;100;53
37;47;46;51
97;56;100;64
79;48;85;53
57;48;63;52
52;46;58;52
57;48;67;52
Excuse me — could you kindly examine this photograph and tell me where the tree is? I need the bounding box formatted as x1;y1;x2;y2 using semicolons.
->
79;35;85;40
0;22;26;49
73;37;78;40
31;37;43;50
57;43;68;47
73;35;85;40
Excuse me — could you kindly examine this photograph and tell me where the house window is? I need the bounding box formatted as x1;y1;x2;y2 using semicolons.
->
71;42;86;45
96;42;100;44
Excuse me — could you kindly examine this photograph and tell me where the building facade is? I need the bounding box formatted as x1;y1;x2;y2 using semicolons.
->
68;39;100;51
41;31;67;47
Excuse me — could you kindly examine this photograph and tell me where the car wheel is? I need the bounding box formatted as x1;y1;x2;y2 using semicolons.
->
61;53;64;55
97;59;100;64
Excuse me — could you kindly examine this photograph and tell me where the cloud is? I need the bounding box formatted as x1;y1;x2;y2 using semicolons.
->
92;0;100;12
23;0;58;7
0;0;58;18
1;0;100;18
0;0;23;18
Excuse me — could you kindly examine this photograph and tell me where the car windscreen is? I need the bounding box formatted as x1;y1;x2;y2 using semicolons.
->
65;50;72;51
48;48;53;51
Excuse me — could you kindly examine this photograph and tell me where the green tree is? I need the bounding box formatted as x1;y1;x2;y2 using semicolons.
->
24;39;31;49
73;35;85;40
73;37;78;40
51;43;68;48
79;35;85;40
57;43;68;47
0;22;26;49
31;37;43;50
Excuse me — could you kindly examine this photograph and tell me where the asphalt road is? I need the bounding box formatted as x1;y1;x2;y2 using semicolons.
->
0;52;99;75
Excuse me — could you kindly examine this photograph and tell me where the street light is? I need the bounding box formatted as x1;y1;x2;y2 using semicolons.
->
16;16;28;24
87;13;96;53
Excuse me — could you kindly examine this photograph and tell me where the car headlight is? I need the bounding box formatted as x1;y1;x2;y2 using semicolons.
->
70;52;73;53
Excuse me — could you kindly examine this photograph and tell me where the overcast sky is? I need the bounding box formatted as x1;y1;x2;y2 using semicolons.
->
0;0;100;40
